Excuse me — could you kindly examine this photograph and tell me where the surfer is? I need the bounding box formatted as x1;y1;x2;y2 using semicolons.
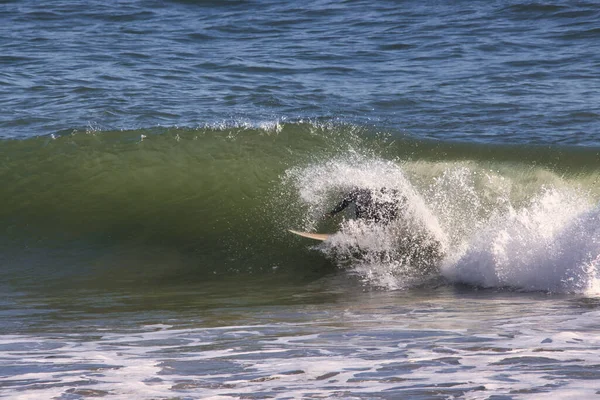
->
320;187;443;272
324;187;403;223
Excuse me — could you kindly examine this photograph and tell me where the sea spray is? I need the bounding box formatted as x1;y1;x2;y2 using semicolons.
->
441;188;600;292
282;151;600;293
282;154;448;289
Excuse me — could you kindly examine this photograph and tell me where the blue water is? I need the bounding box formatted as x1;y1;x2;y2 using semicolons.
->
2;0;599;143
2;1;600;399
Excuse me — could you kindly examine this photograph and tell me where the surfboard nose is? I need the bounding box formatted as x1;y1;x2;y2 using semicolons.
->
288;230;330;241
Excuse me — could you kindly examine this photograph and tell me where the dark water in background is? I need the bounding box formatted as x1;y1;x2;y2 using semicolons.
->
2;0;600;143
2;1;600;398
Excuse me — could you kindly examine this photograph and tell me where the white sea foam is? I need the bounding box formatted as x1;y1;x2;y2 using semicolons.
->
442;188;600;293
2;299;600;399
283;154;600;293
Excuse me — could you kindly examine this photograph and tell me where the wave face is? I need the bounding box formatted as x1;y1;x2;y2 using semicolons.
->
1;122;600;293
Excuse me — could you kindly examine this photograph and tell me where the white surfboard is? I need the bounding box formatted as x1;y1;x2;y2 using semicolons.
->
288;229;330;241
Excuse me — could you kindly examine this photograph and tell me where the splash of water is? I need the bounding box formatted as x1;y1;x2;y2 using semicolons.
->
282;153;600;293
442;188;600;293
283;154;448;289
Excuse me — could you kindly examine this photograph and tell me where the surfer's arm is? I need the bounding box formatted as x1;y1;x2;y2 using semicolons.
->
325;190;358;217
325;200;350;217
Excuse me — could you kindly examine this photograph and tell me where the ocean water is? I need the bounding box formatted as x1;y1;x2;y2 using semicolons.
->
1;1;600;399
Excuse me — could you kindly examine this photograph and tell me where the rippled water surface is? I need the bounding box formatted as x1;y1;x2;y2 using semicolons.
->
2;0;599;143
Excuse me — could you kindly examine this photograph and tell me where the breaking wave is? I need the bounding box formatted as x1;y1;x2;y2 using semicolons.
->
1;121;599;293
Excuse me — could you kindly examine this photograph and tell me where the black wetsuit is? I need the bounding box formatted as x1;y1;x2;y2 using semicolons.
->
328;188;401;223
